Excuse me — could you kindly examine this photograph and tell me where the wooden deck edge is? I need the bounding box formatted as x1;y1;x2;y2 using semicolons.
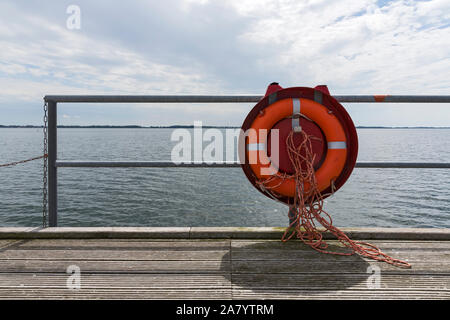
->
0;227;449;240
0;227;191;239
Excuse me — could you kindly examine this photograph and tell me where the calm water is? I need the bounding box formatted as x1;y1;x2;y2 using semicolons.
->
0;128;449;228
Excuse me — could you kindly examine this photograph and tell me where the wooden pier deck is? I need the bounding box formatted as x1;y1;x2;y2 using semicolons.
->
0;227;449;300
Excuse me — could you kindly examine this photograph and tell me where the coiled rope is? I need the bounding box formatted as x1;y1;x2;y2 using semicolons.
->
258;130;411;269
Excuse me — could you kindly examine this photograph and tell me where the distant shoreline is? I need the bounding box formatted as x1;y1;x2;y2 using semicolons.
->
0;125;449;129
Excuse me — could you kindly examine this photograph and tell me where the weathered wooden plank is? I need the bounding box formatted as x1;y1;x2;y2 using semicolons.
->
0;239;230;261
0;288;231;300
231;274;450;290
232;260;450;274
0;273;230;289
190;227;450;240
229;240;450;266
0;259;230;274
16;239;230;249
0;240;17;249
0;249;228;261
231;240;450;250
230;249;450;262
12;239;450;252
232;289;450;300
4;273;444;292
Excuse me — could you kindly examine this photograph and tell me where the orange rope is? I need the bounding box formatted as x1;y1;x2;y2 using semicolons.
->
260;130;411;269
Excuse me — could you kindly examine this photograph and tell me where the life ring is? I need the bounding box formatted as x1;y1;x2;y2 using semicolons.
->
240;84;358;204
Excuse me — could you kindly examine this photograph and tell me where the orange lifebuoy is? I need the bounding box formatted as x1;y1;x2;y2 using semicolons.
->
240;84;358;204
247;98;347;197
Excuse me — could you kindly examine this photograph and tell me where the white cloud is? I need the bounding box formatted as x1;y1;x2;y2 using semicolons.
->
0;1;225;102
0;0;448;125
231;0;450;93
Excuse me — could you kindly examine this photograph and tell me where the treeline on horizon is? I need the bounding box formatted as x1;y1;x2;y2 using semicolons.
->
0;125;449;129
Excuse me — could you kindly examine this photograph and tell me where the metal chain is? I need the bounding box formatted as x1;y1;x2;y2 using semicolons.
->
42;101;48;227
0;155;46;167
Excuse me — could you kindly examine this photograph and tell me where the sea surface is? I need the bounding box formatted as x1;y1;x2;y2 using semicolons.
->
0;128;449;228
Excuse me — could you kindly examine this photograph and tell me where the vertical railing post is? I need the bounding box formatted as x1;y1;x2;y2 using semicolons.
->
47;101;58;227
288;206;298;228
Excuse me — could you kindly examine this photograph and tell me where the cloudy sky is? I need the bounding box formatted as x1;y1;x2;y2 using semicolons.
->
0;0;449;126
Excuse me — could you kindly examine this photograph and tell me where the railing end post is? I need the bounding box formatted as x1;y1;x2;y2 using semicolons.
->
47;101;58;227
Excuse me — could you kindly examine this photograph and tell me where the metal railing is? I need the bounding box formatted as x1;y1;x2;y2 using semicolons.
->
43;94;450;227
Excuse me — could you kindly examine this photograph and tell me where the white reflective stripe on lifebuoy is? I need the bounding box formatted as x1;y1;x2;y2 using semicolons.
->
327;141;347;149
292;98;301;131
247;143;265;151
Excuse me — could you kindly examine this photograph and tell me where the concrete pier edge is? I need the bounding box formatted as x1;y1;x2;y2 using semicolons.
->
0;227;449;240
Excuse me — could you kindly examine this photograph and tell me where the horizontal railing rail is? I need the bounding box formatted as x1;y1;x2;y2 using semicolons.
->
44;95;450;103
56;161;450;169
44;94;450;227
